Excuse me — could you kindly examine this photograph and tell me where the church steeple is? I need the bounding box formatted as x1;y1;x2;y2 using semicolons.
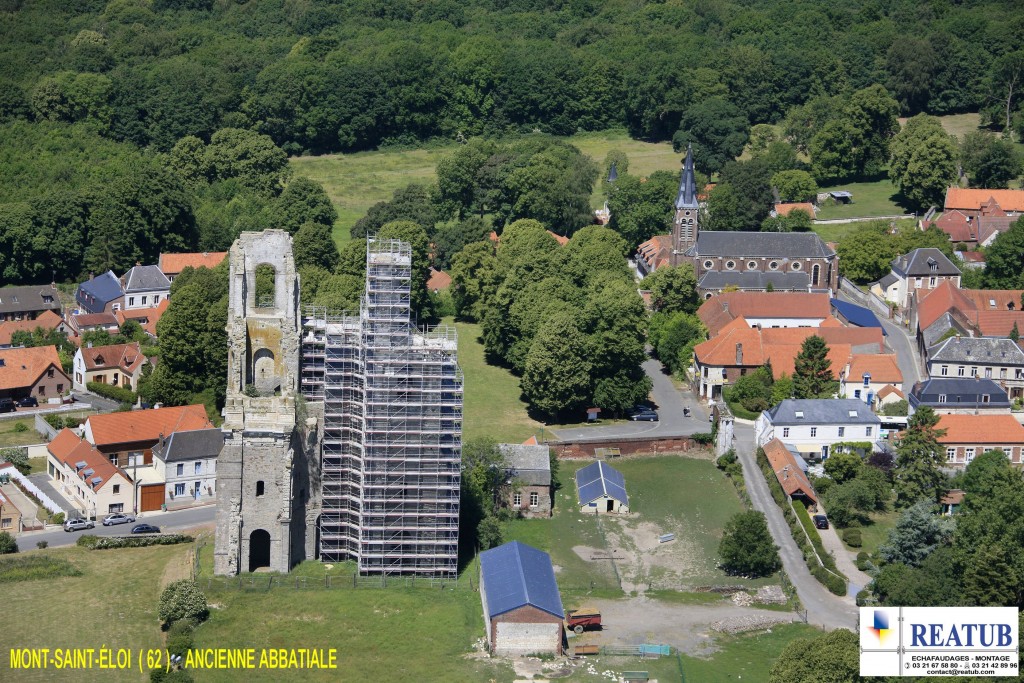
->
671;144;699;265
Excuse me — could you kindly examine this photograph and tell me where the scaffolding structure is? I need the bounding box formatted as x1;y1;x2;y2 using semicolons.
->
301;239;463;578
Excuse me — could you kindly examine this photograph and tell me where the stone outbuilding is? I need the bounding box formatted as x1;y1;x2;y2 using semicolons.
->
575;461;629;514
499;443;552;518
479;541;564;656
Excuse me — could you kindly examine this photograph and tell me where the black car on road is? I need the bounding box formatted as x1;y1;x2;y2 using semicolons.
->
627;405;659;421
812;514;829;529
131;524;160;534
17;396;38;408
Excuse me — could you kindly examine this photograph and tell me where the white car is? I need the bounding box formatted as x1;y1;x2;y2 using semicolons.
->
102;513;136;526
63;518;95;532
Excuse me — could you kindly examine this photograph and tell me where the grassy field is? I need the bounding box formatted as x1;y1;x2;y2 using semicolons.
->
504;456;766;598
454;321;543;444
814;177;911;221
289;129;680;246
1;543;192;683
0;418;48;447
811;216;916;243
679;623;822;681
845;509;900;557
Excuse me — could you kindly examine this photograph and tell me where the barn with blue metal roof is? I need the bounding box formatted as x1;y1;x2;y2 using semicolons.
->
479;541;564;655
575;461;629;514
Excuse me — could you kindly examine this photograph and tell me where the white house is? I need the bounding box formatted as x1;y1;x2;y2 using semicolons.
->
872;248;961;309
755;399;882;460
121;265;171;311
72;341;146;392
838;354;903;406
151;428;222;510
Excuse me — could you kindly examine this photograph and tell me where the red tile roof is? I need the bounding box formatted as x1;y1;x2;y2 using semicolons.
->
114;298;169;337
158;252;227;276
936;414;1024;445
521;435;539;445
941;489;965;505
959;251;986;263
698;292;831;336
926;210;977;243
47;428;129;492
79;342;145;374
0;345;67;391
876;384;905;400
70;312;119;330
918;283;1024;337
0;310;63;346
774;202;816;218
762;438;817;505
427;268;452;292
85;404;213;447
847;354;903;384
945;188;1024;213
637;234;673;273
917;281;974;332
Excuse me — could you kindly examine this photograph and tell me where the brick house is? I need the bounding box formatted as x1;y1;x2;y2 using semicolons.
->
480;541;564;655
697;291;832;337
0;284;61;322
935;414;1024;468
499;443;551;518
943;188;1024;217
0;345;70;402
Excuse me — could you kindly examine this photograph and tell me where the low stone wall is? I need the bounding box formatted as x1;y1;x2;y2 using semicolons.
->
550;436;708;459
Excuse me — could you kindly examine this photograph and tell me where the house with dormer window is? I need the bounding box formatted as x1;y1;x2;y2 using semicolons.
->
872;248;961;309
754;399;882;461
925;336;1024;400
72;342;146;392
46;428;133;520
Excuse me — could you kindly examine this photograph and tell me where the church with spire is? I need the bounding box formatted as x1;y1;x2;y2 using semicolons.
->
636;148;839;298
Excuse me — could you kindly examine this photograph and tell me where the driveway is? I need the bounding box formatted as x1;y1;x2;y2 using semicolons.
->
733;422;857;630
817;521;874;597
553;357;710;441
26;473;76;515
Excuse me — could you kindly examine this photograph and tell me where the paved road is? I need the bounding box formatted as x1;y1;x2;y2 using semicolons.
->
837;290;922;392
818;520;874;598
554;357;711;441
733;422;857;630
17;505;215;550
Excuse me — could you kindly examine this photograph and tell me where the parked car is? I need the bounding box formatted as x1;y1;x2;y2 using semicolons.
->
102;512;136;526
627;405;659;421
17;396;38;408
64;518;95;532
0;398;14;414
131;524;160;534
812;514;829;530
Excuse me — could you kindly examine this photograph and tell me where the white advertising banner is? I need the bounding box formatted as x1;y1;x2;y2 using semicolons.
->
860;607;1019;677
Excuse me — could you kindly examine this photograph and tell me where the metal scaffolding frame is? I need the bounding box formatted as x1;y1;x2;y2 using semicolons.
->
301;239;463;578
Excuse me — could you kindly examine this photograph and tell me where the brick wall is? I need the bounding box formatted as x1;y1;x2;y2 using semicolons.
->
491;605;563;655
550;436;708;459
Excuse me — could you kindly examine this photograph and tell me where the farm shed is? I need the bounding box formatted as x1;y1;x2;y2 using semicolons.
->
479;541;564;656
575;461;629;514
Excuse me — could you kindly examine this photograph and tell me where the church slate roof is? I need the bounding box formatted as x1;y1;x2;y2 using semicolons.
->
697;271;811;291
685;231;835;259
674;144;698;210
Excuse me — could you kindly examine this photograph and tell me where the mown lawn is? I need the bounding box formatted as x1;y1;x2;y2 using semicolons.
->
289;129;681;247
814;178;911;220
812;216;916;243
678;623;823;681
2;543;192;683
846;508;900;558
0;418;48;447
454;321;543;444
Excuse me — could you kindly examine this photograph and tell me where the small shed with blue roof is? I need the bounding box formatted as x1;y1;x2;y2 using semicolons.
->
575;460;629;514
479;541;564;655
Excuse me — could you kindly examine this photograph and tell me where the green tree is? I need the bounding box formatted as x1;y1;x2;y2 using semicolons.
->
893;406;947;508
792;336;838;399
824;451;863;485
879;500;952;568
204;128;289;196
982;217;1024;289
602;149;629;185
649;312;705;377
606;171;677;249
292;222;339;272
0;447;30;476
725;366;774;413
809;118;859;182
644;264;698;314
747;124;778;155
520;312;593;420
960;132;1022;189
704;182;748;231
559;226;630;287
431;217;490;271
672;97;749;175
718;511;780;577
352;183;438;239
158;580;209;626
0;531;18;554
888;114;959;211
771;170;818;203
767;629;860;683
449;241;499;322
273;177;337;235
963;544;1018;606
981;50;1024;136
886;38;939;114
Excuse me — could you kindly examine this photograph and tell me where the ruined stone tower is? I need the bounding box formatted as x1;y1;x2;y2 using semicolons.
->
214;230;320;575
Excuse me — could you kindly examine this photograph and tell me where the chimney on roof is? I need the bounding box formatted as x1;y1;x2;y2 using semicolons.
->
722;301;729;312
86;342;92;349
736;343;743;365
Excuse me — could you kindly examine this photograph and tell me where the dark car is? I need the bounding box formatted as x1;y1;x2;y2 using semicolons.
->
63;518;95;532
102;512;136;526
0;398;14;414
131;524;160;534
812;514;829;530
627;405;659;422
17;396;38;408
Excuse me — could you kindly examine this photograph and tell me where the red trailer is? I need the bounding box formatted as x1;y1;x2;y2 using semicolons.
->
565;607;602;634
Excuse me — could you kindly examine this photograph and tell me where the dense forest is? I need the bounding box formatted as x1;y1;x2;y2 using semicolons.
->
1;0;1024;287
